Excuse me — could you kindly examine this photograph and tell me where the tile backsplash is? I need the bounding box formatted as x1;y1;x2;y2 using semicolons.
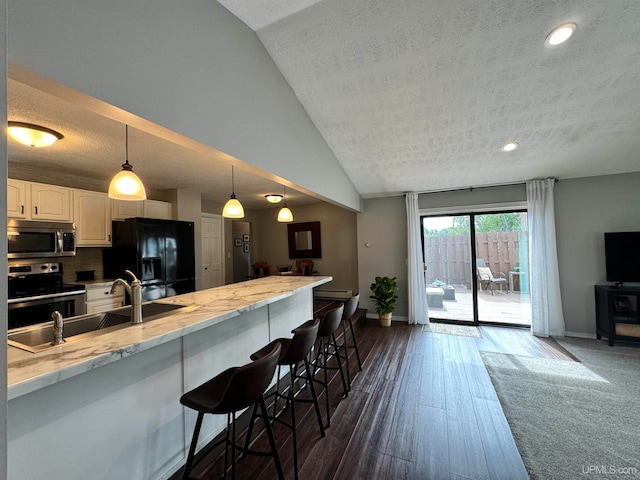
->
61;248;106;284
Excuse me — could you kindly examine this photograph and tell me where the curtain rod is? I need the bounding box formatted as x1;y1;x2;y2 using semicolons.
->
411;178;558;196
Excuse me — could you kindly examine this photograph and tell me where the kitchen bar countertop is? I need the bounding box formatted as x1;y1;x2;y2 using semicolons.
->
7;275;332;400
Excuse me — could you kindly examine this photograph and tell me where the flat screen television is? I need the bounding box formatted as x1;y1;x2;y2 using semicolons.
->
604;232;640;284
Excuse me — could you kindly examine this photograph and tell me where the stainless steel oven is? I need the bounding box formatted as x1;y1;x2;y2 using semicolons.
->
8;262;86;330
7;219;76;259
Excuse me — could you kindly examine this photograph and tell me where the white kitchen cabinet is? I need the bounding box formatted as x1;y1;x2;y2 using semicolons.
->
143;199;172;219
85;282;125;314
30;183;72;221
112;198;172;220
7;179;29;219
111;199;143;220
7;180;72;221
73;189;112;246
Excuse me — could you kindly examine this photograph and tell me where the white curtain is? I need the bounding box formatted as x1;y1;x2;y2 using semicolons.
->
406;192;429;325
526;179;565;337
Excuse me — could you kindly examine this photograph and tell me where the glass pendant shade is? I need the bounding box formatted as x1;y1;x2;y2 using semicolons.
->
222;195;245;218
108;166;147;200
222;166;244;218
108;125;147;201
8;121;63;147
277;206;293;222
277;185;293;222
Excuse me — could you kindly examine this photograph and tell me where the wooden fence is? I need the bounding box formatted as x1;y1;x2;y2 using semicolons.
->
424;232;525;287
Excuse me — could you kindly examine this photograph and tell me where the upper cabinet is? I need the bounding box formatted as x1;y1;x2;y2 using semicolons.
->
31;183;73;221
7;180;173;243
7;180;72;221
73;190;112;246
7;179;28;219
111;199;143;220
112;199;172;220
143;200;172;220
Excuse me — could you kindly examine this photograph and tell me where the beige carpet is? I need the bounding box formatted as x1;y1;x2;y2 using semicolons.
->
422;322;482;338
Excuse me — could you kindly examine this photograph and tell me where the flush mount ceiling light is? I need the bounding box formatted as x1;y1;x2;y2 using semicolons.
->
108;125;147;201
7;121;64;147
501;142;519;152
545;23;577;47
277;186;293;223
222;165;245;218
265;194;283;203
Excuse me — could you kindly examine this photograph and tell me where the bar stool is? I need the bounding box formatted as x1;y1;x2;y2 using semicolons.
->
244;318;325;480
338;293;363;391
179;343;284;480
310;304;348;427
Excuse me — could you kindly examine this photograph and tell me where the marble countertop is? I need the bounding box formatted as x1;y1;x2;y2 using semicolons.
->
7;275;332;400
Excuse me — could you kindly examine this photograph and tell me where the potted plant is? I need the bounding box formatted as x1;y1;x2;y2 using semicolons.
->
369;276;399;327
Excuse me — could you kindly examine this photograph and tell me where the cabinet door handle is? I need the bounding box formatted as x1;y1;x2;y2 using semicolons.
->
21;205;24;214
34;206;38;215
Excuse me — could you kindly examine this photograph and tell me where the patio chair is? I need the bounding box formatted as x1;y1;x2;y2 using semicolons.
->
476;259;509;295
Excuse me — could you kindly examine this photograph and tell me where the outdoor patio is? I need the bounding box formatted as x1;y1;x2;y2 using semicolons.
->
427;284;532;326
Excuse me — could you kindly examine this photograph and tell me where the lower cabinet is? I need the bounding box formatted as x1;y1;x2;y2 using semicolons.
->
86;282;125;314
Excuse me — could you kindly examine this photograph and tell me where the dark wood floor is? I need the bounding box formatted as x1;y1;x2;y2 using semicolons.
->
172;319;574;480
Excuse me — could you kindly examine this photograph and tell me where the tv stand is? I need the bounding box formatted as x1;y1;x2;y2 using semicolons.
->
595;285;640;346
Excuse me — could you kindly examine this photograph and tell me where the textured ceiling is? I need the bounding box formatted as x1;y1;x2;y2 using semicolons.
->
8;1;640;207
220;0;640;196
7;78;319;210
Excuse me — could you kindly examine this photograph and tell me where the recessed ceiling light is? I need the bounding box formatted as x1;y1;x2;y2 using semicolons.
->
545;23;577;47
501;142;519;152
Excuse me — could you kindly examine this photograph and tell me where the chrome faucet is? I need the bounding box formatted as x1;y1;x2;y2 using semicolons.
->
111;270;143;324
51;310;65;346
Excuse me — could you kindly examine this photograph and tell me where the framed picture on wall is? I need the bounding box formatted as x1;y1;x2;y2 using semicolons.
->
243;234;250;243
243;243;249;253
234;238;241;247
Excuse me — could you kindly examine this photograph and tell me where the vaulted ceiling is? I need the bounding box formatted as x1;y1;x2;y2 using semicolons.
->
7;1;640;207
218;0;640;196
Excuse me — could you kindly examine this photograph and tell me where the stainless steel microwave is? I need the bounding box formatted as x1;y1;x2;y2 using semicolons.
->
7;219;76;258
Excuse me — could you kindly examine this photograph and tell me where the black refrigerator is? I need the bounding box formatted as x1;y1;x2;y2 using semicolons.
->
104;218;196;301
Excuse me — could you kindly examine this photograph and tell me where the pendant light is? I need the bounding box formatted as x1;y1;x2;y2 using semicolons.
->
222;165;245;218
277;186;293;223
108;125;147;201
8;121;63;147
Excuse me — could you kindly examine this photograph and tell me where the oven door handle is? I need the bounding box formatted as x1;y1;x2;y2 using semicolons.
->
7;290;87;305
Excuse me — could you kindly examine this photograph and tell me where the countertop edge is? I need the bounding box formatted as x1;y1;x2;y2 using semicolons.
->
8;276;332;400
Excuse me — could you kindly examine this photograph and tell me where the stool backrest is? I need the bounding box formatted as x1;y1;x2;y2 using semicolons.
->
283;318;320;364
317;304;344;337
217;342;281;412
342;293;360;321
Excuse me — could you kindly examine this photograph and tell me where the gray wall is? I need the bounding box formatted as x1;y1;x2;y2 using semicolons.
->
7;0;361;212
357;196;408;318
254;202;359;293
555;172;640;336
418;184;526;209
355;174;640;335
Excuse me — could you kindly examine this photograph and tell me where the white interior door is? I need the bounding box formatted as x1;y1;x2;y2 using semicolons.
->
201;214;224;289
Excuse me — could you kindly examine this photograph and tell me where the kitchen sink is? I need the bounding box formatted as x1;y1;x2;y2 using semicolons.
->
8;302;196;353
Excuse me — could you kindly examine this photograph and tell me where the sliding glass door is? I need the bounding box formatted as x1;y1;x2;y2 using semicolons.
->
422;210;531;326
423;215;475;322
